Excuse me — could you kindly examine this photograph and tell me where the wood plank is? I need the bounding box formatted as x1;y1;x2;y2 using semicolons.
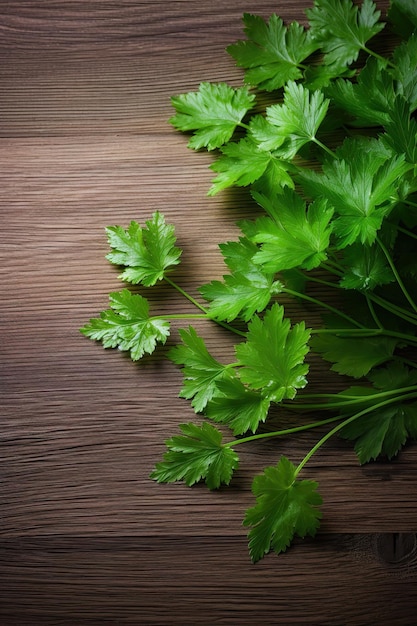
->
0;535;416;625
1;0;416;623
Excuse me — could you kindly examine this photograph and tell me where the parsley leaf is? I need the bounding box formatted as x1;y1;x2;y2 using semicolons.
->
199;237;283;322
392;34;417;110
326;58;395;127
310;334;398;378
388;0;417;39
206;377;271;435
263;81;330;159
150;422;239;489
244;456;322;562
169;327;234;413
208;137;294;196
299;138;411;247
106;212;181;287
235;303;311;402
80;289;170;360
249;189;333;273
306;0;384;69
340;363;417;463
227;13;318;91
382;96;417;164
339;242;395;291
169;82;255;151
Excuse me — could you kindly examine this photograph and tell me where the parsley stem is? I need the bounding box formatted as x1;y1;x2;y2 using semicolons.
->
283;287;365;328
377;236;417;314
310;327;417;345
283;385;417;410
225;415;344;448
164;276;246;337
394;356;417;370
366;295;383;329
397;224;417;241
297;272;338;290
164;277;208;313
157;313;208;320
367;292;417;326
312;138;337;159
294;391;417;477
321;261;343;277
363;46;395;68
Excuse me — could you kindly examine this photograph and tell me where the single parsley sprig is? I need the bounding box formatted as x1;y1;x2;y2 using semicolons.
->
82;0;417;562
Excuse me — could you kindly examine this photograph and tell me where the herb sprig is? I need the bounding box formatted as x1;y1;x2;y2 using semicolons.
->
81;0;417;562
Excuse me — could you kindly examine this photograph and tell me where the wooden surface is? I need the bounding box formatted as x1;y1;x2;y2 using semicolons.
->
1;1;417;624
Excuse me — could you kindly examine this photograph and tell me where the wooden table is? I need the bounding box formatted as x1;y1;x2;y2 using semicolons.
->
1;1;416;624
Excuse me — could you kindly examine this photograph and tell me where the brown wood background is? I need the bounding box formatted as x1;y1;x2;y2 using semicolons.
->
1;1;417;624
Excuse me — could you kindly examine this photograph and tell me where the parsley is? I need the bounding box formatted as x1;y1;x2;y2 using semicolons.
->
244;456;322;562
82;0;417;562
150;422;239;490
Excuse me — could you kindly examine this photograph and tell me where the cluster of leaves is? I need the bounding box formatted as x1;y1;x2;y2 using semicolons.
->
81;0;417;562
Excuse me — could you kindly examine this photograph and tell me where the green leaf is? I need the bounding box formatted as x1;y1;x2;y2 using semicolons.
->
169;82;255;151
235;303;311;402
326;58;395;127
106;212;181;287
392;34;417;110
250;189;333;273
199;237;283;322
299;138;411;247
80;289;170;361
227;13;318;91
169;327;234;413
263;81;330;159
370;361;417;391
339;243;395;291
306;0;384;69
342;404;417;463
244;456;322;562
303;63;356;90
150;422;239;489
340;363;417;463
382;96;417;164
206;377;271;435
208;137;294;196
388;0;417;39
311;333;398;378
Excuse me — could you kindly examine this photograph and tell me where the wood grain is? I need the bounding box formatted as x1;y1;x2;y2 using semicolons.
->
1;0;416;623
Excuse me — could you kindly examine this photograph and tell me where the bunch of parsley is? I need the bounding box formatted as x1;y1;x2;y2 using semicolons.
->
82;0;417;562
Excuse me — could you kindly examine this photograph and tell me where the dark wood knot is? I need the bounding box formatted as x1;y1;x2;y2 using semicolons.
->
374;533;417;566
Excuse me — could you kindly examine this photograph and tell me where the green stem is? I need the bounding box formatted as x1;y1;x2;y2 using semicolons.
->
282;385;417;411
367;292;417;326
377;236;417;314
164;276;246;337
283;287;365;328
321;261;344;277
394;355;417;370
156;313;209;321
310;326;417;345
366;295;383;329
397;225;417;241
363;46;395;68
164;277;208;313
294;391;417;477
298;272;339;290
312;137;337;159
225;415;344;448
402;198;417;210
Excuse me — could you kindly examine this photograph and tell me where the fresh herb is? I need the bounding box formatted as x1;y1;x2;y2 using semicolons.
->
81;0;417;562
